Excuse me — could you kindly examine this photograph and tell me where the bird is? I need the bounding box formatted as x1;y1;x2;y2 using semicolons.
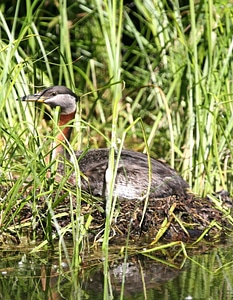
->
20;85;189;200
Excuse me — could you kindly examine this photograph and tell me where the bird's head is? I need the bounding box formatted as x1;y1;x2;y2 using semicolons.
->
21;86;78;115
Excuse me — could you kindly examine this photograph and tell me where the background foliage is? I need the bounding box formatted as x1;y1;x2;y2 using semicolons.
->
1;1;233;298
0;0;233;214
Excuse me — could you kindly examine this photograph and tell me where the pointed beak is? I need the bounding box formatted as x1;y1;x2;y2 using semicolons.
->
20;93;46;103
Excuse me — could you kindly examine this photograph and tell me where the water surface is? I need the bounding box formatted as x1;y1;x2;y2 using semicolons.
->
0;242;232;299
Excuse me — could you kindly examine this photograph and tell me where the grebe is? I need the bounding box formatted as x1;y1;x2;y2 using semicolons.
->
20;86;189;199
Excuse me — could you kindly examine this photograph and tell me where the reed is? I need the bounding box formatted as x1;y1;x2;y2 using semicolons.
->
0;1;233;297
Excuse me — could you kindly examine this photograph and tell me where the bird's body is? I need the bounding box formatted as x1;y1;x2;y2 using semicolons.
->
21;86;189;200
76;148;188;199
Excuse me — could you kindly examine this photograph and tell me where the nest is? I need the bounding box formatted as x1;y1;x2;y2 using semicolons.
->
1;183;232;245
86;192;233;243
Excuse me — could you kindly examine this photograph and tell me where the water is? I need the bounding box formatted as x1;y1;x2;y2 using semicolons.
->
0;242;233;299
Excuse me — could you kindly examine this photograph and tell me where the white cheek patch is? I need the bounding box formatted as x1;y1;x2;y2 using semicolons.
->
45;94;76;114
63;94;76;114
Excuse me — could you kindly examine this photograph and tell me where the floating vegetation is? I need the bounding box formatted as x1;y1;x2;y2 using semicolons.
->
1;178;232;248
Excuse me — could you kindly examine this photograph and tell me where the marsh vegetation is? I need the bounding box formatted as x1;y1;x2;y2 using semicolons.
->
0;0;233;298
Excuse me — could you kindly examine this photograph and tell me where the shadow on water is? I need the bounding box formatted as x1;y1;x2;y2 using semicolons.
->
0;241;233;300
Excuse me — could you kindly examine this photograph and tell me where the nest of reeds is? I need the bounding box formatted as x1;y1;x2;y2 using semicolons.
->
2;183;232;245
85;190;233;243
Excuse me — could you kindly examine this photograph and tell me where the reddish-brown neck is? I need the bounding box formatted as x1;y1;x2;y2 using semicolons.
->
54;110;76;157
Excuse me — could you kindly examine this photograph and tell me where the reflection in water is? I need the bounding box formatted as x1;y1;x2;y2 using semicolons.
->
40;264;68;300
84;257;181;297
0;245;233;299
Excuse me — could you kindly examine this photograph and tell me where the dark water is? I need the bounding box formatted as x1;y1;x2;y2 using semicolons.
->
0;242;233;300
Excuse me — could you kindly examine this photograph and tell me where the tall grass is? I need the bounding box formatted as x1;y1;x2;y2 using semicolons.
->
0;1;233;297
93;1;124;297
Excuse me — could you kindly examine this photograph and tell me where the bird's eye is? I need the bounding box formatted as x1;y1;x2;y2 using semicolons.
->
52;92;56;96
